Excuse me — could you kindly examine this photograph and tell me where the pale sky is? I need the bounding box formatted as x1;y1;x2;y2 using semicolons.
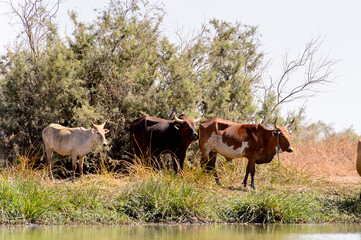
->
1;0;361;134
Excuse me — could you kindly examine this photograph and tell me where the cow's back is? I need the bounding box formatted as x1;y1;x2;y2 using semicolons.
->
42;124;86;155
42;124;63;145
199;118;237;143
199;118;250;159
130;116;175;150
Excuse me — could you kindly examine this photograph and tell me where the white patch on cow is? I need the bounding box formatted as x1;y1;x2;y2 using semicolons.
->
204;132;249;159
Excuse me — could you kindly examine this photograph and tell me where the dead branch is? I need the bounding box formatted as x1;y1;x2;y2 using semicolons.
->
4;0;62;56
262;36;337;118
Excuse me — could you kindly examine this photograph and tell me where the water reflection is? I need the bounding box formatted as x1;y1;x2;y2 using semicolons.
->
1;224;361;240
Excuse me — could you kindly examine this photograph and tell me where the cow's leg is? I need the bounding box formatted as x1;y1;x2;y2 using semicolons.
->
205;151;217;172
206;151;221;184
44;145;53;179
243;163;250;187
200;155;208;168
249;160;256;189
173;152;186;173
243;159;256;189
71;154;78;179
200;145;209;167
78;155;84;177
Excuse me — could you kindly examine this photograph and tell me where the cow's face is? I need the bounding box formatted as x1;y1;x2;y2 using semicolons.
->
272;126;293;153
174;114;199;141
92;123;110;146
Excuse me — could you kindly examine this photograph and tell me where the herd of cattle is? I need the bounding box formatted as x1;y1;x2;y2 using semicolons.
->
42;114;294;188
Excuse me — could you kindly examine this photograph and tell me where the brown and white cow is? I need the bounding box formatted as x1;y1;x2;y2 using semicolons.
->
199;117;293;189
130;114;201;172
42;123;109;178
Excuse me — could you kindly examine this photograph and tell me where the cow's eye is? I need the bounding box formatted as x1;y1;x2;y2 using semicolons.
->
97;132;100;135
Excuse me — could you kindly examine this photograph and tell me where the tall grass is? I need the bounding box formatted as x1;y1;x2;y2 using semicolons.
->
0;176;56;224
0;172;129;224
282;136;358;181
218;190;325;223
0;135;361;224
116;173;211;222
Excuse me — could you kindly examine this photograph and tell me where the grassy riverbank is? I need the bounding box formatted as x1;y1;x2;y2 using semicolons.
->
1;146;361;225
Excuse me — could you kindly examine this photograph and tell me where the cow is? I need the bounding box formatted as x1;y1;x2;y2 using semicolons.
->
356;140;361;177
130;114;201;172
42;122;109;179
198;117;294;189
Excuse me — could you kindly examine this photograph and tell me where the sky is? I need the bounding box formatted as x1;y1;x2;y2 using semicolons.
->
1;0;361;134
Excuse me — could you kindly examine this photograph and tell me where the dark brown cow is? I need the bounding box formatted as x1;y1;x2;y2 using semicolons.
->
130;114;201;172
199;117;294;189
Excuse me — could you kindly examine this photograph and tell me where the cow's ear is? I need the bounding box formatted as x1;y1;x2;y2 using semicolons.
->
272;131;280;136
104;129;109;134
174;124;181;130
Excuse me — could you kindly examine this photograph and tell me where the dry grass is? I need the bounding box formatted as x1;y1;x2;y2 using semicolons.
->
1;136;361;224
282;136;359;185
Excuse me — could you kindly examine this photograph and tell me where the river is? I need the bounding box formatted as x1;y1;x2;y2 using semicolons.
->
1;224;361;240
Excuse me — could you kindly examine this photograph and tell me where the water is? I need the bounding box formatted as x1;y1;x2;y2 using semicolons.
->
1;224;361;240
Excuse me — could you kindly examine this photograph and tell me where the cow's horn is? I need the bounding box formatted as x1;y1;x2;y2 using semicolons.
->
273;118;280;131
101;122;106;128
174;113;185;124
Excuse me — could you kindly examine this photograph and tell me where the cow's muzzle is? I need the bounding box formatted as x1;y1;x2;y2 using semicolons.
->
102;142;108;147
286;147;293;153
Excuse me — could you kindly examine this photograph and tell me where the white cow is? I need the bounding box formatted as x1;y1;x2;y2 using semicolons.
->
42;122;109;178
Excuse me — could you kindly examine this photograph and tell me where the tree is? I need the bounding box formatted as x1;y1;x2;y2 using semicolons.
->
0;0;336;166
180;19;264;123
0;0;89;160
67;0;203;158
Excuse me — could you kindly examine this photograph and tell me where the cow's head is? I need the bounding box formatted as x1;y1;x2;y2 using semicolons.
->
92;122;110;146
272;119;294;153
174;114;201;141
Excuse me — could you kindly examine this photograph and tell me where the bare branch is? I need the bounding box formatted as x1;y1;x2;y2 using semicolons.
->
258;35;337;124
273;36;336;110
4;0;62;56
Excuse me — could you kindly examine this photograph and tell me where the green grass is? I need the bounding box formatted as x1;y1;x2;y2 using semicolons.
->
0;174;129;224
116;173;211;222
0;156;361;225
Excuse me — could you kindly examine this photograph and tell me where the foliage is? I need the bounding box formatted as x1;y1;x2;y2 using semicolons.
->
189;19;264;122
0;0;268;162
293;120;360;143
0;0;334;164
